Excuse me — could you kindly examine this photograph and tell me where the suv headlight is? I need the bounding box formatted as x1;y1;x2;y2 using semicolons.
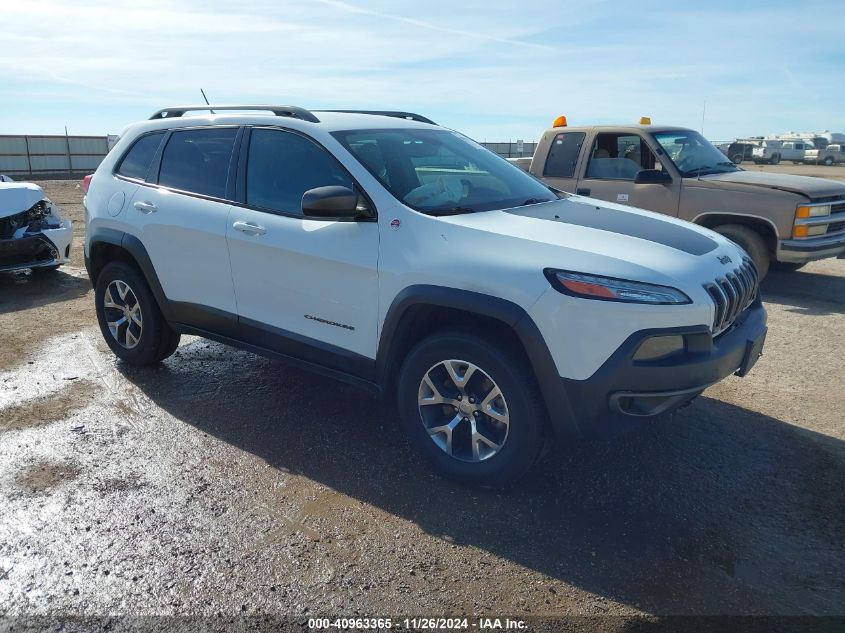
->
544;270;691;305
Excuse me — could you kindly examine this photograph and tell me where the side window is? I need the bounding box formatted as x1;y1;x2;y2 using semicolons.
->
585;133;659;180
116;132;165;181
543;132;585;178
246;128;353;216
157;128;237;199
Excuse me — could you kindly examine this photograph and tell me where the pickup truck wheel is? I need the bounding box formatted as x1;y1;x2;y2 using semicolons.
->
397;331;546;487
824;157;835;166
713;224;770;280
95;261;180;366
770;154;781;165
771;261;806;272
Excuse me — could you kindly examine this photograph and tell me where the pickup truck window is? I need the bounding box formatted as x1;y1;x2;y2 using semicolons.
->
653;131;740;177
333;129;558;215
543;132;585;178
585;133;662;181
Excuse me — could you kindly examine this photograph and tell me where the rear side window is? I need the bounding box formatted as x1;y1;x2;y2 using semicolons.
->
543;132;585;178
158;128;237;199
246;128;353;216
116;132;165;181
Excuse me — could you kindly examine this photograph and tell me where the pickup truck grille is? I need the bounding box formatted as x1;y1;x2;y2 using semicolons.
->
703;258;759;337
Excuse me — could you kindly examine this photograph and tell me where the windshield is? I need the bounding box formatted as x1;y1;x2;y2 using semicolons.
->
332;128;559;215
653;130;740;177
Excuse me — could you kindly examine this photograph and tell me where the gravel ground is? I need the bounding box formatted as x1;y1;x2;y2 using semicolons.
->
0;177;843;627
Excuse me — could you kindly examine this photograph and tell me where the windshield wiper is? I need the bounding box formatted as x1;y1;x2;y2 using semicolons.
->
519;197;554;206
682;163;738;177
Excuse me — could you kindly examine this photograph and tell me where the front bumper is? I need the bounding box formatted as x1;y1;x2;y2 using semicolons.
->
778;233;845;263
0;224;72;272
557;300;767;438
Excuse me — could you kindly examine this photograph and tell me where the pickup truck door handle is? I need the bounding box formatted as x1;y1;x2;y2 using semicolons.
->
576;188;591;196
133;201;157;214
232;220;267;236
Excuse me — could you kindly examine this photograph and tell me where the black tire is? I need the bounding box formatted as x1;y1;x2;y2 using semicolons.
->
771;261;806;272
824;157;835;166
731;154;743;165
713;224;771;280
396;331;547;487
770;154;781;165
95;261;180;366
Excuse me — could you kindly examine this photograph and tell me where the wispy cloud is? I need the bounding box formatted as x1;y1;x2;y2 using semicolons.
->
311;0;556;51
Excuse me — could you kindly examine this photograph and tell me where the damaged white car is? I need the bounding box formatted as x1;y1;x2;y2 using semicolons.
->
0;182;73;273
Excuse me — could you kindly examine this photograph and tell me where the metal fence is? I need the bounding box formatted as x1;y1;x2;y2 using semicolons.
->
481;141;537;158
0;134;534;180
0;135;110;179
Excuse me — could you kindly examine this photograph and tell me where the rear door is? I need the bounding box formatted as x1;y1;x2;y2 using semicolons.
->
575;132;680;215
534;130;586;193
127;126;239;319
226;127;379;366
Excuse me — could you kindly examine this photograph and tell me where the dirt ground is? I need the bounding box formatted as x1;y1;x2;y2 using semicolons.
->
0;174;843;627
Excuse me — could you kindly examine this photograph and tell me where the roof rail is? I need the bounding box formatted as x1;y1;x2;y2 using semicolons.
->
148;105;320;123
316;110;436;125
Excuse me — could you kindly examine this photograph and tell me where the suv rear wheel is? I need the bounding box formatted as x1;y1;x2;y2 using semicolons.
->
397;331;547;487
713;224;771;280
95;261;180;366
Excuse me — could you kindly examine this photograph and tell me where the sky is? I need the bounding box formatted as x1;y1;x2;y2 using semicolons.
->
1;0;843;142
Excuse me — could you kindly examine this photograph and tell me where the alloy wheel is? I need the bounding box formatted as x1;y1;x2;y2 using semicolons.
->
103;279;143;349
417;359;510;462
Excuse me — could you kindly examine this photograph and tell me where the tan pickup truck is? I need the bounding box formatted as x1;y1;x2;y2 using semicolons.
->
513;119;845;277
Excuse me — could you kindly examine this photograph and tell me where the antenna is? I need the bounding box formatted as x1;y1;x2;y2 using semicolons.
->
200;89;215;114
701;100;706;136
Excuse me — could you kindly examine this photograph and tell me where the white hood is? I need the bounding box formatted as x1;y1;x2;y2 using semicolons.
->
0;182;46;219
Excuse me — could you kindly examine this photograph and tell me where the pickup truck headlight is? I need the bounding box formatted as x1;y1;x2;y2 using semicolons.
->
544;270;691;305
797;204;830;218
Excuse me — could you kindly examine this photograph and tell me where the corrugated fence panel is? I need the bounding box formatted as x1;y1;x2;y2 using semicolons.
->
0;134;111;175
68;137;108;154
0;156;30;171
30;155;71;171
0;137;28;154
70;155;105;170
26;137;71;154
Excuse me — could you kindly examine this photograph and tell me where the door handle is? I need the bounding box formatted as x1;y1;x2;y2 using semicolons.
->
576;188;591;196
232;220;267;236
133;201;157;214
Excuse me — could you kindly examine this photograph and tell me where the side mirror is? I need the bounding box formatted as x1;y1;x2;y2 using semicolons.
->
301;186;366;219
635;169;672;185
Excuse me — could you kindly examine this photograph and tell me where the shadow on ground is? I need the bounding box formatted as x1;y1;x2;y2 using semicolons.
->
123;342;845;616
0;268;90;314
761;268;845;316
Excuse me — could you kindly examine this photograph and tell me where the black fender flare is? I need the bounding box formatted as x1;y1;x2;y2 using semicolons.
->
376;285;579;436
86;227;174;321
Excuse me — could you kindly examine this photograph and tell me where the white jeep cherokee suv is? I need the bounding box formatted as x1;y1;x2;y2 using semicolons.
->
84;105;767;486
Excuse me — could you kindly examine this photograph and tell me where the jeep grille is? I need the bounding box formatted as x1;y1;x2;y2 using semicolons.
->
704;258;759;337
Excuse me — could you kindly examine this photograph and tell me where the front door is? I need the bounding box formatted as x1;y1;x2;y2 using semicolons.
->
576;132;680;216
226;127;379;368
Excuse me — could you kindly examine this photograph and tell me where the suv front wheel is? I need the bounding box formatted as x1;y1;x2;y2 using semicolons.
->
95;261;180;366
397;331;547;486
